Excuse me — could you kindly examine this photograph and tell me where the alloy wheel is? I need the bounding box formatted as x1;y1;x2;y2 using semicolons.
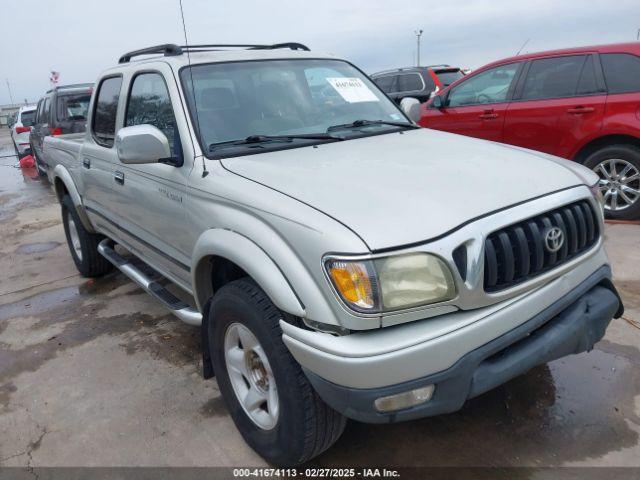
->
593;158;640;212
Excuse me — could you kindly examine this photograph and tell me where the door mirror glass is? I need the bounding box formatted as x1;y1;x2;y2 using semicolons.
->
399;97;421;123
116;124;171;164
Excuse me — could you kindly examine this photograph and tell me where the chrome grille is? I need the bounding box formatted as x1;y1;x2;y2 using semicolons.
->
483;200;600;292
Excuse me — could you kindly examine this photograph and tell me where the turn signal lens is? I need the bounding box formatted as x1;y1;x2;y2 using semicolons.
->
326;260;376;311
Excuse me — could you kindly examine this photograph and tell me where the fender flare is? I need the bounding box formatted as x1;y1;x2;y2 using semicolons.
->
192;229;306;317
52;165;96;233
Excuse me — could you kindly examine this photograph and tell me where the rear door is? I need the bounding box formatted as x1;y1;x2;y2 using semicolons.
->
81;75;122;224
503;54;606;158
31;97;50;162
424;62;521;142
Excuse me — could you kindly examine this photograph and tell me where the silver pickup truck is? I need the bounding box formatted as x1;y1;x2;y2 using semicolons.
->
44;42;623;465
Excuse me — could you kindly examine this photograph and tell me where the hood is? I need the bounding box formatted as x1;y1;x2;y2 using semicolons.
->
221;129;585;251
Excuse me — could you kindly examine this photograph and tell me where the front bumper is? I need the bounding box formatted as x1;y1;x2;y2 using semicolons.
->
283;265;622;423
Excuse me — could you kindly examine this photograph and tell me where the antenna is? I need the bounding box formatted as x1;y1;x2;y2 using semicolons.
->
179;0;209;177
516;38;530;56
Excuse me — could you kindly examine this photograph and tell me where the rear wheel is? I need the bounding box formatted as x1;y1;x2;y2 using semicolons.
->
61;195;113;277
209;279;346;466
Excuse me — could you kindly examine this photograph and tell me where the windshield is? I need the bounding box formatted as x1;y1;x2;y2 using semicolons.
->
181;59;411;157
57;93;91;121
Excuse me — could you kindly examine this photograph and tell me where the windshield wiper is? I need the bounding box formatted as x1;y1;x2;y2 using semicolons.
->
209;133;342;151
327;119;419;133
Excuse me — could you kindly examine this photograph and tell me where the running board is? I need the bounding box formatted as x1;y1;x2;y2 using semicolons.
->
97;239;202;326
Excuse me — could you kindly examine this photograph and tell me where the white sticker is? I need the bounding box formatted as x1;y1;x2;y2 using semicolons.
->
327;77;379;103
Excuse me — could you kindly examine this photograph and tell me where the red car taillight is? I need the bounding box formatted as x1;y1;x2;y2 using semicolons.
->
15;126;31;134
50;127;63;136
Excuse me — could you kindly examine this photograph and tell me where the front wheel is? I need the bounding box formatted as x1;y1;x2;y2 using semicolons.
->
584;144;640;220
209;279;346;466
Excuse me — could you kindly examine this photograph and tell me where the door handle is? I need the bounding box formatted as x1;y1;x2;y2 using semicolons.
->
567;106;595;114
478;110;499;119
82;158;91;169
114;171;125;185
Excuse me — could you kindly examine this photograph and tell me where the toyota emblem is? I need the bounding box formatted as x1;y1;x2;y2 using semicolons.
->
543;226;564;253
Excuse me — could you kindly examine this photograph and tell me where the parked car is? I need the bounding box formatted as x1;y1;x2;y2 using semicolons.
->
30;83;93;175
10;106;37;158
44;42;622;465
6;112;16;129
371;65;465;103
418;42;640;220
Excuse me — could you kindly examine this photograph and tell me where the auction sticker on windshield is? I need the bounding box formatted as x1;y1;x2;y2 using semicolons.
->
327;77;379;103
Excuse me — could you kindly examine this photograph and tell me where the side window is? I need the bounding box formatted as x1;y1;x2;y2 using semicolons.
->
520;55;586;100
92;76;122;148
125;73;178;156
35;100;43;123
601;53;640;94
43;98;51;123
447;63;520;107
374;75;395;94
576;56;599;95
396;73;423;92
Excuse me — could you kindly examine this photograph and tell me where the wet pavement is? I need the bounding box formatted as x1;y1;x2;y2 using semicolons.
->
0;128;638;469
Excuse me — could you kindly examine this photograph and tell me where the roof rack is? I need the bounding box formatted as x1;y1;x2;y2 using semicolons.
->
371;65;453;76
118;42;310;63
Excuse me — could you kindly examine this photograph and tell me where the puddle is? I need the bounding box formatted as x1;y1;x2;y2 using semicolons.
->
15;242;61;254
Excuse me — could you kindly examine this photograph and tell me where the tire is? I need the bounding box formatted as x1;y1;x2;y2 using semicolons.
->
583;144;640;220
209;279;346;466
32;146;47;178
61;195;113;277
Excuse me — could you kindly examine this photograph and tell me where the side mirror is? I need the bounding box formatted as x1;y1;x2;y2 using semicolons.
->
431;95;444;109
116;125;171;165
399;97;421;123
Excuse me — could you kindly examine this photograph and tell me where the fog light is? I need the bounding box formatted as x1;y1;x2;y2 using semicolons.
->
374;385;435;412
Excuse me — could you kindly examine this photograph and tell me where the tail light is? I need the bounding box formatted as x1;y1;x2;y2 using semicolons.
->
50;127;63;136
15;126;31;134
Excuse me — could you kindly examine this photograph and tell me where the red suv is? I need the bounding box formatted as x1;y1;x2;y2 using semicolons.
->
419;42;640;220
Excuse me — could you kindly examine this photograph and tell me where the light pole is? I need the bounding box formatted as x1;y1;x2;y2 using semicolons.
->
5;79;15;105
414;29;423;67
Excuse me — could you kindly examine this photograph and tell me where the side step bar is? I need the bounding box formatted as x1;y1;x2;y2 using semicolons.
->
98;239;202;326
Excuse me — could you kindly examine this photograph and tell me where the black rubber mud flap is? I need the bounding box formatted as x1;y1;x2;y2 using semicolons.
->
201;298;215;379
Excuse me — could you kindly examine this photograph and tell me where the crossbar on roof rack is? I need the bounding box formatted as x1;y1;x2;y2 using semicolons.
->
118;42;310;63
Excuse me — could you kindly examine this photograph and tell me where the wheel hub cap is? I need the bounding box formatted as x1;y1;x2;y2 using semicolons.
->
224;323;279;430
593;158;640;212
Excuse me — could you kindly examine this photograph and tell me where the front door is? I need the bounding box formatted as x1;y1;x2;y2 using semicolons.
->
423;62;521;142
111;67;192;288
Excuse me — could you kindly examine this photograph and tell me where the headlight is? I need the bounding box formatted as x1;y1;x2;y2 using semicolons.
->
325;253;456;314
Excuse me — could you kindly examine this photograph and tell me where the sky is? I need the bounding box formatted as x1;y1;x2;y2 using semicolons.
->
1;0;639;105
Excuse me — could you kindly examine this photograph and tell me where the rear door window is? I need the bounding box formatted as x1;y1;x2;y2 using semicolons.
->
396;73;423;92
374;75;396;94
601;53;640;94
576;56;599;95
57;94;91;122
92;76;122;148
520;55;586;100
125;72;178;155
